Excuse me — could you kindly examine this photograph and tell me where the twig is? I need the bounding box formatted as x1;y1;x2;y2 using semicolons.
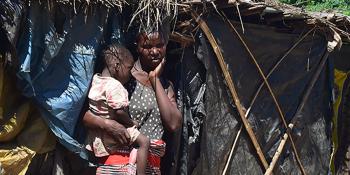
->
235;2;245;34
128;0;179;32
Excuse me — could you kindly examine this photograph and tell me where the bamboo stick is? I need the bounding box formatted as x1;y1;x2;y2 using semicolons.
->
264;125;290;175
218;14;313;175
246;27;316;155
191;11;269;170
221;11;306;175
248;27;316;113
264;51;330;175
222;125;243;175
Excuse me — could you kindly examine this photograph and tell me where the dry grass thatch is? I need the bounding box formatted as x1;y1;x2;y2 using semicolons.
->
54;0;126;8
43;0;180;33
14;0;350;39
2;0;350;43
167;0;350;47
128;0;179;33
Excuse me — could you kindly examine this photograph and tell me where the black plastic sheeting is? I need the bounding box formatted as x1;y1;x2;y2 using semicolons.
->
0;0;23;67
177;14;333;175
175;47;207;175
333;44;350;72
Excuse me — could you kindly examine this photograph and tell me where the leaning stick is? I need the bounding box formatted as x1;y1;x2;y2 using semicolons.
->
248;27;316;113
191;11;269;170
264;51;330;175
222;125;243;175
221;25;316;175
221;11;306;175
264;124;291;175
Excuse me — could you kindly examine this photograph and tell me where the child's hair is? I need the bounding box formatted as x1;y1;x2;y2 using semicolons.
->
96;43;133;73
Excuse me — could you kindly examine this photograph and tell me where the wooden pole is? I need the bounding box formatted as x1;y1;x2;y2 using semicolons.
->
221;27;316;175
264;51;330;175
221;12;306;175
191;11;270;170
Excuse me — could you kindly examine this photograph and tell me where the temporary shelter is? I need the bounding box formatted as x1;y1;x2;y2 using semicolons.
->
0;0;350;174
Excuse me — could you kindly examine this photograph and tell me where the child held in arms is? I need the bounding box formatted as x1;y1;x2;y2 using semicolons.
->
86;44;150;175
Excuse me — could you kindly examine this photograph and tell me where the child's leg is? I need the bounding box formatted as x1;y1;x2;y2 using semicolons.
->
134;134;150;175
129;148;138;164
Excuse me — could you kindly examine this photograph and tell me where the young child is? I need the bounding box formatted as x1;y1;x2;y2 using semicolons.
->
86;44;150;175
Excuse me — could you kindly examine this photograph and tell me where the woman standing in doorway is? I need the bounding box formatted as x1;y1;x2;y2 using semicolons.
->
83;29;182;174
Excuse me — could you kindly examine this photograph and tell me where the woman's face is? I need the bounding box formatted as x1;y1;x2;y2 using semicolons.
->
137;32;166;71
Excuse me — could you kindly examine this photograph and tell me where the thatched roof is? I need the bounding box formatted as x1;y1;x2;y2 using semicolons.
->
1;0;350;46
168;0;350;50
50;0;179;33
51;0;126;8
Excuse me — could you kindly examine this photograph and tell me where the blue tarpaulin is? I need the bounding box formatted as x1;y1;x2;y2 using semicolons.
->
16;1;123;158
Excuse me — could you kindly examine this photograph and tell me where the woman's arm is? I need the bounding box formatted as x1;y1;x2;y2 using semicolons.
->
149;59;182;132
83;110;131;145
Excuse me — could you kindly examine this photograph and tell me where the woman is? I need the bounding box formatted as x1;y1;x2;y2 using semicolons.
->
83;30;182;174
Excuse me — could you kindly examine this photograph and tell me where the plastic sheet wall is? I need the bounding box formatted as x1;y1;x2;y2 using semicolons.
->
15;1;123;159
178;14;332;174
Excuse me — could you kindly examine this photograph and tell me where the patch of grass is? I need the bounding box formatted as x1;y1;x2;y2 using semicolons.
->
279;0;350;15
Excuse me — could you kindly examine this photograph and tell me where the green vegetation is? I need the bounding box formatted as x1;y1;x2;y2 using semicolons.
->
279;0;350;15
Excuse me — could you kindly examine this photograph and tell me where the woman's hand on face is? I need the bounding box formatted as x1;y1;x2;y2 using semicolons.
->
103;119;131;146
149;58;165;80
